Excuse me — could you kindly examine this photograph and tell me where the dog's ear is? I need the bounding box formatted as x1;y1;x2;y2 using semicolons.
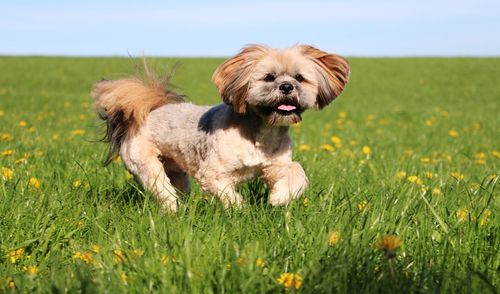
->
300;45;350;109
212;45;269;113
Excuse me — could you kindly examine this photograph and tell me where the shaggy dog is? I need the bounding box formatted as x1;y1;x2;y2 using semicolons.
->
92;44;350;212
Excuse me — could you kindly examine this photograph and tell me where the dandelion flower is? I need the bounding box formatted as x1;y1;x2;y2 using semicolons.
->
396;171;407;179
91;244;101;253
367;114;376;121
160;254;169;265
7;248;24;263
255;258;266;267
1;150;14;156
133;249;144;257
362;145;372;156
1;167;13;181
407;175;423;186
357;200;368;211
320;144;334;152
448;130;459;138
492;151;500;159
377;235;403;258
114;249;125;264
1;133;13;141
19;120;28;127
431;188;443;196
338;111;347;118
22;265;38;275
425;119;434;126
70;129;85;136
479;209;491;226
120;272;128;284
456;208;468;222
450;172;465;180
72;180;82;188
420;157;431;164
277;273;303;289
29;177;41;189
72;251;94;265
298;144;311;152
302;197;310;207
424;172;433;179
14;158;27;165
7;277;15;289
328;231;340;246
330;135;342;148
0;110;4;117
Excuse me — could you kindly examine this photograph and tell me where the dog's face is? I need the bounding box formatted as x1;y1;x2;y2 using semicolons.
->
212;44;350;125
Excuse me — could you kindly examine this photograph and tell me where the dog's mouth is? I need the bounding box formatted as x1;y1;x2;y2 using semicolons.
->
253;98;305;125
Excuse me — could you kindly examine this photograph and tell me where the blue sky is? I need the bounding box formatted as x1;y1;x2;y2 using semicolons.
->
1;0;499;57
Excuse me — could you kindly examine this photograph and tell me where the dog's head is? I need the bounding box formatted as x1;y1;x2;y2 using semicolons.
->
212;44;350;126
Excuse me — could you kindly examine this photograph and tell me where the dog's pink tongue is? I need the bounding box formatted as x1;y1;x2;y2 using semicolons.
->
277;104;296;111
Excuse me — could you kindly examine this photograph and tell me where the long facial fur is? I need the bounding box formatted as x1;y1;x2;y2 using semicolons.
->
212;44;350;126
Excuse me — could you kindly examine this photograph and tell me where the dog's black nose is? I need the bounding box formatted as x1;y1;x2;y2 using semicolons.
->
279;82;294;94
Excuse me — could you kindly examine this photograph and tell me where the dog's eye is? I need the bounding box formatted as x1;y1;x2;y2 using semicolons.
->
295;74;305;83
264;74;275;82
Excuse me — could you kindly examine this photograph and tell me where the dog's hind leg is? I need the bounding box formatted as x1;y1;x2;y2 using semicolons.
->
120;135;179;212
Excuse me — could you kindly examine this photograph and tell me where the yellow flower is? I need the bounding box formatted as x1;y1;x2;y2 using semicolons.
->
79;114;87;120
448;130;459;138
377;235;403;258
1;133;13;141
292;122;301;128
70;129;85;136
255;258;266;267
424;172;433;179
328;231;340;246
479;209;492;226
14;158;27;165
330;135;342;148
357;200;368;211
450;172;465;180
407;175;423;186
431;188;443;196
362;145;372;156
19;120;28;127
320;144;334;152
0;110;4;117
338;111;347;118
420;157;431;164
367;114;376;121
7;248;24;263
73;180;82;188
1;167;13;181
132;249;144;257
302;197;310;207
1;150;14;156
277;273;303;289
29;177;41;189
72;251;94;265
349;140;358;146
425;119;434;126
492;151;500;159
298;144;311;152
161;254;170;265
114;249;125;264
22;265;38;275
120;272;128;284
6;277;15;289
396;171;407;179
456;208;468;222
91;244;101;253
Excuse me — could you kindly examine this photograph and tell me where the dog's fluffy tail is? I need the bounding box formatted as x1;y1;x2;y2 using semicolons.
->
92;70;184;165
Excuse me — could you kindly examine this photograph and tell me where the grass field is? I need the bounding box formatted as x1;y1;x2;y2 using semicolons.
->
0;56;498;293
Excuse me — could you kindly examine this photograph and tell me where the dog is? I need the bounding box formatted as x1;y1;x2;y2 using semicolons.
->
92;44;350;212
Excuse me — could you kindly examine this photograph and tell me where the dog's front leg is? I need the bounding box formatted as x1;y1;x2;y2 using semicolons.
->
262;162;309;206
201;178;243;208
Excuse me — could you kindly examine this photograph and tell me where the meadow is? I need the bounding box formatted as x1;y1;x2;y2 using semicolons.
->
0;56;498;293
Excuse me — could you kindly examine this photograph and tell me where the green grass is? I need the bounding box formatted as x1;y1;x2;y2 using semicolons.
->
0;56;498;293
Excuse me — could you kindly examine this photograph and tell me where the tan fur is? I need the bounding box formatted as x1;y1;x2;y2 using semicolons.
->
92;44;350;212
92;78;183;134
